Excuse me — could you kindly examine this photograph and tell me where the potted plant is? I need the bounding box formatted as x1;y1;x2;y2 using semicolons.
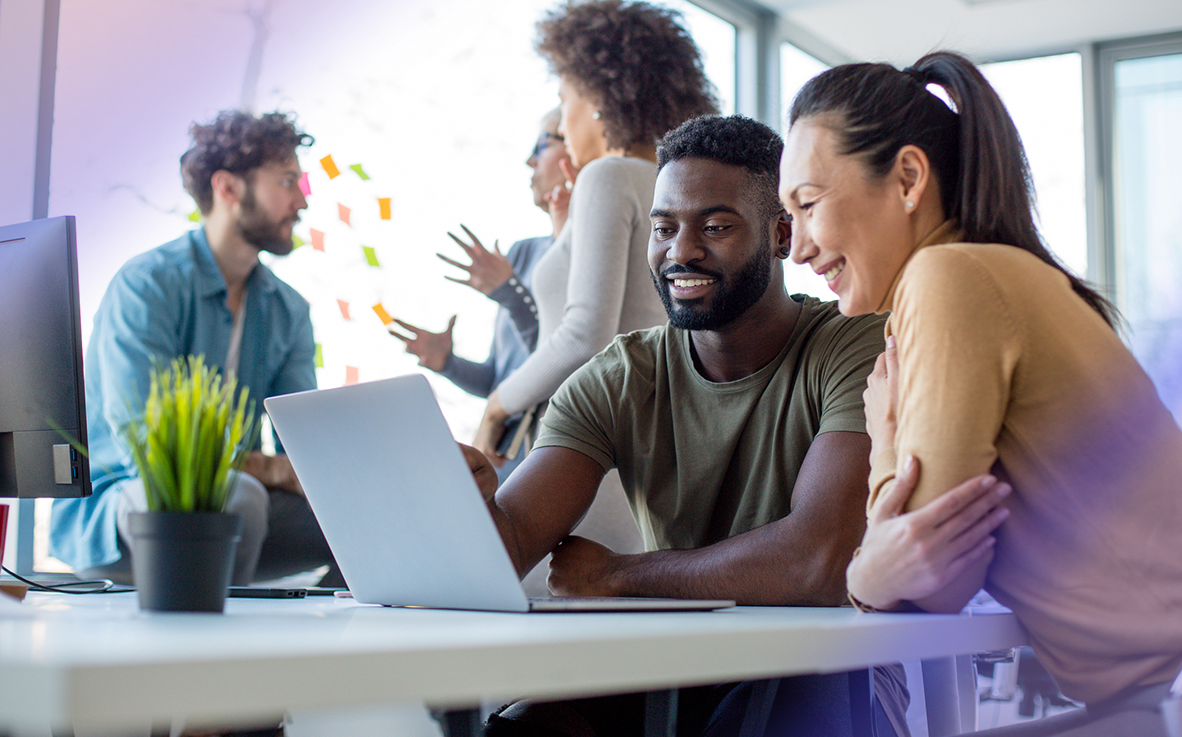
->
122;355;259;613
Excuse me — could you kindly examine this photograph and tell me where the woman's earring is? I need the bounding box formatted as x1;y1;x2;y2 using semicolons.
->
905;200;914;211
592;111;601;120
779;247;790;257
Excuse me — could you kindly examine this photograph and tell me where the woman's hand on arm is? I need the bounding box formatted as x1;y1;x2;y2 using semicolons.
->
863;335;899;462
847;455;1011;612
545;157;578;235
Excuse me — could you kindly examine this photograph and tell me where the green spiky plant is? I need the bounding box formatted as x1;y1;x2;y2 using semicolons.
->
121;355;260;513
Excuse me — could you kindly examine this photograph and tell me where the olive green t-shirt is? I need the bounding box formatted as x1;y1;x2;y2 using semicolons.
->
535;296;886;551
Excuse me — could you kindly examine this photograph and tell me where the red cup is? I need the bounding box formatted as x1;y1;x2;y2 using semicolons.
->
0;503;8;568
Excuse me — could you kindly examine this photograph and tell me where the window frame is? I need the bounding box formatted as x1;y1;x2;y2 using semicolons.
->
1095;31;1182;299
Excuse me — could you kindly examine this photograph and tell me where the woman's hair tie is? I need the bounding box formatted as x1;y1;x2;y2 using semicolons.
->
904;66;958;114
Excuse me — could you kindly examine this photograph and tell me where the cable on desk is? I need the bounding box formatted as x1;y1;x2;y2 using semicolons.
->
1;565;129;594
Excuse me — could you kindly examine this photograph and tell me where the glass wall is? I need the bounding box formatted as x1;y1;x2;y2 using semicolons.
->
1111;50;1182;419
669;0;737;115
982;54;1087;279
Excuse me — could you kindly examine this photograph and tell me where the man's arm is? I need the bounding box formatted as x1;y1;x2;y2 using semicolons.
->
483;446;607;579
547;431;871;606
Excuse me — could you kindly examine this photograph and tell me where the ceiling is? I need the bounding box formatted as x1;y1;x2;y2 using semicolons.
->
762;0;1182;65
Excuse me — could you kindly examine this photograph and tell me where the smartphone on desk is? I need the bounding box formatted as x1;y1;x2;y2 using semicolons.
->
227;586;306;599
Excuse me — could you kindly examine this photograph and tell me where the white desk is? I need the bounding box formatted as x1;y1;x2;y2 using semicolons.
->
0;591;1027;735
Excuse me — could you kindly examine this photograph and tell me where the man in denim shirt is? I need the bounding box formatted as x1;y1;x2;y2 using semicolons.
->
51;110;340;587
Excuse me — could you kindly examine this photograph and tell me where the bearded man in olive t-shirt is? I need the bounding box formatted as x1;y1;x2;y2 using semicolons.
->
473;116;914;737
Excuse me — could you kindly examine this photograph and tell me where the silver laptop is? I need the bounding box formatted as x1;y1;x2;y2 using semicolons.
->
264;374;734;613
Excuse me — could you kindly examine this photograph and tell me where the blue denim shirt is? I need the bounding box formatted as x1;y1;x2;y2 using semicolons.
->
50;228;316;571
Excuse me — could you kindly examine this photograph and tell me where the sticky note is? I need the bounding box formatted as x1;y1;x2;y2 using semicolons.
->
314;343;323;368
363;246;380;267
337;299;351;320
350;164;370;181
338;203;351;226
187;209;201;223
378;197;392;220
345;366;359;385
371;303;393;325
320;154;341;179
298;172;311;197
310;229;325;251
292;234;305;249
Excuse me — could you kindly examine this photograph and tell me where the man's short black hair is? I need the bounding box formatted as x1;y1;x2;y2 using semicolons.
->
657;114;784;220
181;110;313;215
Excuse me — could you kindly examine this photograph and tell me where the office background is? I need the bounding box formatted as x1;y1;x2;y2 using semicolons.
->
1;0;1180;577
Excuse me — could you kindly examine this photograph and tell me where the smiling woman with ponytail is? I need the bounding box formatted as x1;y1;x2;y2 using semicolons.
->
781;51;1182;735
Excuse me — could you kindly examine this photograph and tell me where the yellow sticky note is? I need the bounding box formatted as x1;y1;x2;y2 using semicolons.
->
187;209;201;223
345;366;360;385
313;343;323;368
350;164;370;181
292;234;305;249
338;203;351;226
363;246;380;267
320;154;341;179
371;303;393;325
378;197;392;220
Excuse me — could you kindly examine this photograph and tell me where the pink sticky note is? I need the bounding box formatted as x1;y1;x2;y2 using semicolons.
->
345;366;360;385
337;299;351;320
298;172;311;197
338;203;351;226
310;229;325;251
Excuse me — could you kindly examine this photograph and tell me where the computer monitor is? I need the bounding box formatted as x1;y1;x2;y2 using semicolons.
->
0;216;90;498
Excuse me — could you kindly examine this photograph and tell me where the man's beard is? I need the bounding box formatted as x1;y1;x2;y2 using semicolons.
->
238;184;295;256
652;238;773;331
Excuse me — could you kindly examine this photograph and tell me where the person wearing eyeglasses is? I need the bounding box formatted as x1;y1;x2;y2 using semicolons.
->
470;0;719;466
388;108;570;481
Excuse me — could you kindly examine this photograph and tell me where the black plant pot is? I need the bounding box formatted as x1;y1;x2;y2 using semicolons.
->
128;511;243;613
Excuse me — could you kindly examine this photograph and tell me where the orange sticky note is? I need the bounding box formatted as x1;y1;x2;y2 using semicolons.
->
378;197;392;220
338;203;351;226
371;303;393;325
310;228;325;251
337;299;351;320
320;154;341;179
345;366;359;385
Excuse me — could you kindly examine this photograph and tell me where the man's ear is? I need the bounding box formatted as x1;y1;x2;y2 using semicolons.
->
210;170;245;210
774;209;792;257
895;145;932;212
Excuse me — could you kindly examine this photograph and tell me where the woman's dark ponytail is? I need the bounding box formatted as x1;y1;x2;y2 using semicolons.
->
790;51;1118;328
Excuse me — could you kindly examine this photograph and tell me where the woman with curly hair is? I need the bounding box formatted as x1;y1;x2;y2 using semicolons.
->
472;0;719;463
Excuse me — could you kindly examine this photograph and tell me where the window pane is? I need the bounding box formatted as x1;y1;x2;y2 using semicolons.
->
1113;51;1182;419
662;1;736;115
981;54;1087;278
779;43;831;300
780;42;828;132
